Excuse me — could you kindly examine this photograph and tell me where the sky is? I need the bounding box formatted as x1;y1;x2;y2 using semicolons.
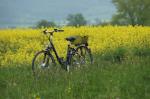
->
0;0;116;28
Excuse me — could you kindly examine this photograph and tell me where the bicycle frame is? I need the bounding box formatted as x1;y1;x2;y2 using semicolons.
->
44;34;74;66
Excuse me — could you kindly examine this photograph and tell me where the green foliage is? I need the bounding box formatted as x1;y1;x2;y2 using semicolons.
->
112;47;127;62
67;13;87;27
133;47;150;57
101;47;127;62
112;0;150;26
0;55;150;99
36;20;56;28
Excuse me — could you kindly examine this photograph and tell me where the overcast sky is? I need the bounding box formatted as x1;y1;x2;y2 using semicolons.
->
0;0;116;28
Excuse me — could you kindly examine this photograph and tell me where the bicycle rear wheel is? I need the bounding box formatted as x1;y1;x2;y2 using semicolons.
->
32;50;55;78
69;46;93;70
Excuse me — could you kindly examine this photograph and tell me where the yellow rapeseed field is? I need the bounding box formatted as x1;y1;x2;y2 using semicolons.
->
0;26;150;67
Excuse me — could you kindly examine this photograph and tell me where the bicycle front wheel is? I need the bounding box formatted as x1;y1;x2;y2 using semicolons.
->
32;50;55;78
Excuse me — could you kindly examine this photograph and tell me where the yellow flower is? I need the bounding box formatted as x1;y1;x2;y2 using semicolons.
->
0;26;150;67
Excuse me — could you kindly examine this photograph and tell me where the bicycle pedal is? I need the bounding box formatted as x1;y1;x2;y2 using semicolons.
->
41;63;46;67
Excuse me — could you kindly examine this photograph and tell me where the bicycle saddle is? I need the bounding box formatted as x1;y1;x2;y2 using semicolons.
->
65;36;76;42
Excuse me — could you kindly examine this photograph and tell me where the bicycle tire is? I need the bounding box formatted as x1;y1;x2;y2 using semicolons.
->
32;50;55;77
68;45;93;71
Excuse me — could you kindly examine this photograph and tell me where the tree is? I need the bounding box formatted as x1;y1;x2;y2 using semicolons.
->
67;13;87;27
111;0;150;26
94;19;111;26
36;20;56;28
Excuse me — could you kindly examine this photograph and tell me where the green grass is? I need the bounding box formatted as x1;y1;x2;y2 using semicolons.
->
0;54;150;99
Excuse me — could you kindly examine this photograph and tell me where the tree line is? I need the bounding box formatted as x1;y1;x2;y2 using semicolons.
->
36;13;87;28
36;0;150;28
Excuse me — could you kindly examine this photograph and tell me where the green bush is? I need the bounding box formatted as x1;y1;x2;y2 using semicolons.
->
101;47;127;62
133;47;150;57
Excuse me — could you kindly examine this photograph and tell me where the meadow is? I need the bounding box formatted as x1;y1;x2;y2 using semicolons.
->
0;26;150;99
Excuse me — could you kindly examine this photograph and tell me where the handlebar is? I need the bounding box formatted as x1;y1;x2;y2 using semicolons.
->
43;29;64;35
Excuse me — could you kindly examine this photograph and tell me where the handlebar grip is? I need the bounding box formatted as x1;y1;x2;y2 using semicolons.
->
43;29;48;34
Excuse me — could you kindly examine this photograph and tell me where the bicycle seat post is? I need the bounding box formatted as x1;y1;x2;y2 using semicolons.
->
50;33;53;42
49;31;54;43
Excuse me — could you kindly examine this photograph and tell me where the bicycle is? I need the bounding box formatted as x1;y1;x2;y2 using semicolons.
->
32;29;93;76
